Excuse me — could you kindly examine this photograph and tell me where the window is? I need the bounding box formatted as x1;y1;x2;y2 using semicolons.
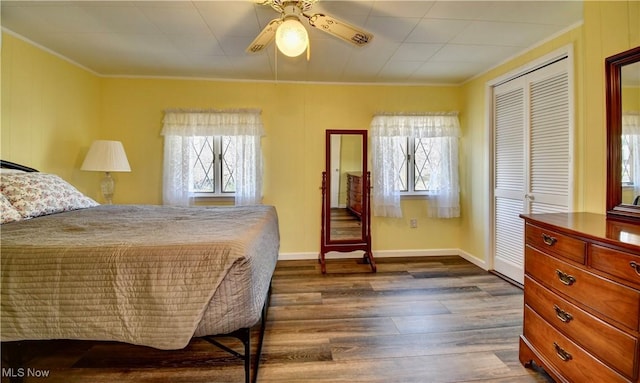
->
161;109;264;206
190;136;236;195
396;137;443;194
370;113;461;218
622;113;640;193
622;134;633;185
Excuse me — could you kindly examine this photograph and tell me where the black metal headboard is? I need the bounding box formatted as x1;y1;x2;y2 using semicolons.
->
0;160;39;172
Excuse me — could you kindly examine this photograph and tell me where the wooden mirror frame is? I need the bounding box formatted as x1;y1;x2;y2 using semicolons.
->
606;46;640;222
319;129;375;273
324;130;368;244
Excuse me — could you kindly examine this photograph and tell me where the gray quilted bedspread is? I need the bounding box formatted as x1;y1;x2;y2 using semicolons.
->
1;204;279;350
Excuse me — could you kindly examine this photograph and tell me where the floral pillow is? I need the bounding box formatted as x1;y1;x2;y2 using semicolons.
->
0;173;99;219
0;193;22;224
0;168;26;174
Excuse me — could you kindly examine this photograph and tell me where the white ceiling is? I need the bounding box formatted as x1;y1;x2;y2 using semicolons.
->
1;0;584;85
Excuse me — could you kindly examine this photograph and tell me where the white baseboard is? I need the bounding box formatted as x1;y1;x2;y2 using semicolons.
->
457;249;487;270
278;249;488;271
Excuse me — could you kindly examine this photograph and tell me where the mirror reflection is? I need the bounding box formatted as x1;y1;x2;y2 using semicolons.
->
320;129;374;273
328;134;364;241
621;61;640;205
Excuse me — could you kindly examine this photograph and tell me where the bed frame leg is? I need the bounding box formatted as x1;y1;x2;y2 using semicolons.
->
240;329;251;383
203;282;271;383
252;282;271;383
203;329;251;383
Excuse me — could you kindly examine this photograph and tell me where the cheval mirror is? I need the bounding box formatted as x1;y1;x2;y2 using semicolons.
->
606;45;640;222
319;129;375;273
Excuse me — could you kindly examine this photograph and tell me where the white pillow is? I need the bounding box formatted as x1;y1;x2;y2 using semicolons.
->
0;173;99;219
0;193;22;224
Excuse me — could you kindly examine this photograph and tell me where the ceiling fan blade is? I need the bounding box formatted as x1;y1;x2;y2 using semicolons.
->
246;18;282;54
305;13;373;47
261;0;318;13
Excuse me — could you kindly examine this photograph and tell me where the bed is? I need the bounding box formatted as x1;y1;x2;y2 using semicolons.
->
0;160;280;383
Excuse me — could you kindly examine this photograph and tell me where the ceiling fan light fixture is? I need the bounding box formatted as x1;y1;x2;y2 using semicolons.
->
275;17;308;57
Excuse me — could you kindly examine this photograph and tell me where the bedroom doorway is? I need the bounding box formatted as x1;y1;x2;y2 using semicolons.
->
330;134;341;208
489;48;574;284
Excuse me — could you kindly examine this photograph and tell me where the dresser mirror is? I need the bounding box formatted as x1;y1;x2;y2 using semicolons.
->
606;46;640;221
319;129;375;273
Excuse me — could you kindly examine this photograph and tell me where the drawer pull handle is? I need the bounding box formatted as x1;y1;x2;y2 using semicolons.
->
541;233;557;246
631;261;640;276
553;342;572;362
555;269;576;286
553;305;573;323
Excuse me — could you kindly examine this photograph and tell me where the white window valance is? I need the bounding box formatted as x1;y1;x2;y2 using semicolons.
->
161;109;264;207
623;112;640;135
370;112;461;138
370;112;461;219
162;109;265;137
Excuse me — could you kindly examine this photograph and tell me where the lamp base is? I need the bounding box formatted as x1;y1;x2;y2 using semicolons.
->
101;172;114;204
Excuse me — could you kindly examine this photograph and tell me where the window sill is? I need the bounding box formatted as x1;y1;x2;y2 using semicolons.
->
192;194;235;204
400;193;433;200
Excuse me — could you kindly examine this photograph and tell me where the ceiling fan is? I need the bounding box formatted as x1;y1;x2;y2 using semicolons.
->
246;0;373;57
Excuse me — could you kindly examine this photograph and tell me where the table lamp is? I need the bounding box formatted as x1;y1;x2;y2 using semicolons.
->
81;140;131;204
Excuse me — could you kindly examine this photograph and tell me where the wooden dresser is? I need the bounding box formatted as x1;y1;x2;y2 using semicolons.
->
346;172;363;219
519;212;640;383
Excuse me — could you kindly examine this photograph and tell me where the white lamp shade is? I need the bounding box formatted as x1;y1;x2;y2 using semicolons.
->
81;140;131;172
275;18;308;57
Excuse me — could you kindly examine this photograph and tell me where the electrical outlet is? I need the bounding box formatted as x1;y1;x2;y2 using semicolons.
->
410;218;418;228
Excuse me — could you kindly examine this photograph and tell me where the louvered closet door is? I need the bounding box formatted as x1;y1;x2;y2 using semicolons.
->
494;76;527;284
528;63;571;213
492;57;571;284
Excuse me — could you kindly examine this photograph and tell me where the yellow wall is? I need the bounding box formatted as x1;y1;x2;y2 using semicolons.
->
1;34;463;254
1;1;638;260
1;33;102;194
100;79;463;253
622;85;639;112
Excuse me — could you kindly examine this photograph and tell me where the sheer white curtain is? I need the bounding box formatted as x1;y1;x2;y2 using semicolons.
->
623;112;640;197
161;109;264;206
370;113;461;218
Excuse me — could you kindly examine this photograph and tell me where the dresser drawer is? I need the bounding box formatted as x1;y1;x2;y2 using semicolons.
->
523;306;630;383
591;244;640;288
524;276;638;379
349;193;362;204
347;175;362;192
526;223;586;264
526;246;640;331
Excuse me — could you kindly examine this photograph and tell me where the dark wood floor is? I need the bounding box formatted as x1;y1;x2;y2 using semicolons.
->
330;207;361;240
1;256;553;383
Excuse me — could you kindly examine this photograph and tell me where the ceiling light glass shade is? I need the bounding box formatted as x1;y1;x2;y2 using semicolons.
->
275;18;308;57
